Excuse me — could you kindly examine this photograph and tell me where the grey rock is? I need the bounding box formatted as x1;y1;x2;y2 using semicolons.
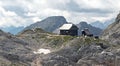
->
102;13;120;44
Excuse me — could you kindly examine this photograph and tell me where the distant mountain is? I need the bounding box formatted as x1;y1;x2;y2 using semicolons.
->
0;26;24;35
24;16;67;33
90;21;105;29
102;13;120;44
90;19;114;29
77;22;102;36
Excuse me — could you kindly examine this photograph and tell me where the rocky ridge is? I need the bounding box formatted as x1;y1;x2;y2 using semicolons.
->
102;13;120;44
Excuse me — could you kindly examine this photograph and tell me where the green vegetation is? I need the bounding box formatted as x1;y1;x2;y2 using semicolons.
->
35;34;110;49
0;62;27;66
63;35;75;42
40;35;76;49
10;63;27;66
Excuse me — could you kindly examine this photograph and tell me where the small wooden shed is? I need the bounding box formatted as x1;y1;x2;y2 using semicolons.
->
59;24;78;36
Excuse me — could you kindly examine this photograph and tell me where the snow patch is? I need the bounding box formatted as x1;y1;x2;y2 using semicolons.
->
101;51;113;56
33;48;51;54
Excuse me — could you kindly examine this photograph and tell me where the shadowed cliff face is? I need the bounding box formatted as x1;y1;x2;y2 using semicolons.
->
102;13;120;44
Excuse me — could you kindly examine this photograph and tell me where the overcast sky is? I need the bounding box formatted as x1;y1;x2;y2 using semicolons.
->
0;0;120;28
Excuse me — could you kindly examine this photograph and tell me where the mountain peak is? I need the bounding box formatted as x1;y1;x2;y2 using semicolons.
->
24;16;67;32
77;21;102;36
47;16;65;19
79;21;88;26
90;19;114;29
40;16;66;23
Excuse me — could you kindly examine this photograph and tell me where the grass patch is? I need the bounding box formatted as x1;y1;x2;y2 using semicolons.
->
63;35;75;42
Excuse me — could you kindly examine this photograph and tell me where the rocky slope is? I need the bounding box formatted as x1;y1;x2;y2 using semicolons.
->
17;28;120;66
0;27;120;66
24;16;67;32
77;22;102;36
102;13;120;44
0;30;36;66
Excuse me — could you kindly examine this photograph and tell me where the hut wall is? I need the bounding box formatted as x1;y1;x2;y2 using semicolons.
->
60;30;78;36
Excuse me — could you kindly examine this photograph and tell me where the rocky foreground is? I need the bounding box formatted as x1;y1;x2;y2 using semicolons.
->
0;28;119;66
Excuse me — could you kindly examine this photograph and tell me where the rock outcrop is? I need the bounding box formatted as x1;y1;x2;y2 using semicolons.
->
0;30;35;66
102;13;120;44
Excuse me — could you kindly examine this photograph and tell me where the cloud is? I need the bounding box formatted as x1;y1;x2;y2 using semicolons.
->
0;6;33;28
0;0;120;28
3;6;27;17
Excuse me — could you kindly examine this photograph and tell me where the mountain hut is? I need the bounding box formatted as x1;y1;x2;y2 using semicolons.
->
59;24;78;36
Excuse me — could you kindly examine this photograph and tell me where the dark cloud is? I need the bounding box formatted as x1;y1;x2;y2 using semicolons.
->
48;0;113;15
0;0;119;27
67;1;112;14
